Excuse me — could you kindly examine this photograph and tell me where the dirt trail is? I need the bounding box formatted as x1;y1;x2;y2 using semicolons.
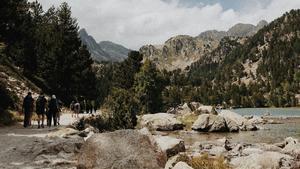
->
0;113;90;169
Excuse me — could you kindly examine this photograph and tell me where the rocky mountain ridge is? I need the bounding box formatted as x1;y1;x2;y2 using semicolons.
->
79;29;130;62
140;20;268;71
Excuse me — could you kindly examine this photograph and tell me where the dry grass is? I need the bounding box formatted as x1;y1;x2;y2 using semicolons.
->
172;153;231;169
177;113;198;130
190;154;231;169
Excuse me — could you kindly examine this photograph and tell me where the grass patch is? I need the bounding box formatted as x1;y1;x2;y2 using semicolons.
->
177;113;198;130
190;154;231;169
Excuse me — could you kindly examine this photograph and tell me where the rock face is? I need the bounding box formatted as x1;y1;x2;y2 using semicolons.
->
77;130;167;169
192;114;227;132
154;136;185;158
79;28;130;62
140;21;268;71
139;113;184;131
140;35;219;71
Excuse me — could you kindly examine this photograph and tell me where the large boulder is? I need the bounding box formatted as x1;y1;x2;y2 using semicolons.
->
154;136;186;158
282;137;300;158
223;117;239;132
230;151;293;169
167;103;192;116
139;113;184;131
192;114;228;132
77;130;167;169
219;110;258;131
172;162;193;169
194;105;217;115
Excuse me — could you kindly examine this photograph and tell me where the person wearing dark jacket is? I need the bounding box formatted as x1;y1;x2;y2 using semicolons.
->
36;92;47;128
22;92;34;128
48;95;59;127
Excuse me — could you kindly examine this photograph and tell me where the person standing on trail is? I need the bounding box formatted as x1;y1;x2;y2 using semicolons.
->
74;99;80;118
48;95;59;127
22;92;34;128
56;99;63;125
36;92;47;128
70;101;75;117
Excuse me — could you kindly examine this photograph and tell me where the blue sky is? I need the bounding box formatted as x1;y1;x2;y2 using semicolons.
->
36;0;300;49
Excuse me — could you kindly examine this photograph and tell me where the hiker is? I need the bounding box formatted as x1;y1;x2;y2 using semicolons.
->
48;95;59;127
22;92;34;128
74;99;80;118
86;100;91;114
36;92;47;128
56;99;63;125
70;101;75;117
90;100;94;114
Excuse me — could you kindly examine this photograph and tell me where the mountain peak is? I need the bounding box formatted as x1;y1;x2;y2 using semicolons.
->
79;28;130;62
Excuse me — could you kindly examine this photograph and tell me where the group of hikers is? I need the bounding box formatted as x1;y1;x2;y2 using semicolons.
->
22;92;62;128
22;92;97;128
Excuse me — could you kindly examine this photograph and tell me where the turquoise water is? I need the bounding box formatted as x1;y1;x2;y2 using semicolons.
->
228;108;300;117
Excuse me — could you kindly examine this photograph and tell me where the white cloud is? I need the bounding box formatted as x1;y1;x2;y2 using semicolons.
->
35;0;300;49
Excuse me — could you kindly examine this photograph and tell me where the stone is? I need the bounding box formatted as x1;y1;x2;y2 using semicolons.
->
164;155;179;169
209;146;227;156
47;128;80;138
194;105;217;115
248;116;265;124
223;117;239;132
219;110;258;131
77;130;167;169
154;136;186;158
192;114;228;132
167;103;192;116
231;151;293;169
139;113;184;131
172;162;193;169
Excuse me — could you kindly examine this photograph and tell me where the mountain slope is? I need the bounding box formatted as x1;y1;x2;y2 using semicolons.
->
79;29;130;62
140;21;268;71
187;10;300;107
99;41;130;62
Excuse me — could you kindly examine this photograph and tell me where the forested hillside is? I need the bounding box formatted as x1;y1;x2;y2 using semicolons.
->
185;10;300;107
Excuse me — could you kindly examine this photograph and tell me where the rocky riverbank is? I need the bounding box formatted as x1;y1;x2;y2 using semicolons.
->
1;103;299;169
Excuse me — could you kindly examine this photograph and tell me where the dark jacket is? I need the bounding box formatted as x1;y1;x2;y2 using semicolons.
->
23;95;34;112
48;98;58;113
36;95;47;113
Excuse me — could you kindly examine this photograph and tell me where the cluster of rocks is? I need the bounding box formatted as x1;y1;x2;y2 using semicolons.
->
138;102;264;133
74;127;300;169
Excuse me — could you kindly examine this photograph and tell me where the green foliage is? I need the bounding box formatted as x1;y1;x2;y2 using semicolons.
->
103;88;138;129
134;59;164;114
0;82;16;126
1;1;97;103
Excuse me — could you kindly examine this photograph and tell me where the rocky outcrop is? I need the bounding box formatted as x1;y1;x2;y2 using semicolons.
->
219;110;258;131
77;130;167;169
140;35;219;71
154;136;185;158
138;113;184;131
140;21;268;71
192;114;228;132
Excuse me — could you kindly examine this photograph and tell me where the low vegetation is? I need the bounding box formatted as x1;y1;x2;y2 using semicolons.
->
172;153;231;169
